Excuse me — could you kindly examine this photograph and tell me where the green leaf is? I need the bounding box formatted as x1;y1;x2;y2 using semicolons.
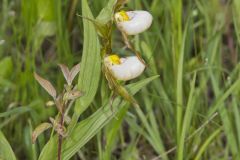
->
75;0;101;116
0;57;13;78
32;123;52;144
37;0;54;21
34;22;56;37
0;131;16;160
104;66;138;107
96;0;116;25
38;75;159;160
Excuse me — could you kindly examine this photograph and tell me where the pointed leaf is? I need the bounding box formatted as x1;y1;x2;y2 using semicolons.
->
32;123;52;144
96;0;117;25
34;72;57;99
69;63;80;85
58;64;70;85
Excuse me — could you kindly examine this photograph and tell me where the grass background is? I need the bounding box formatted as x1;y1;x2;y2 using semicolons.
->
1;0;240;159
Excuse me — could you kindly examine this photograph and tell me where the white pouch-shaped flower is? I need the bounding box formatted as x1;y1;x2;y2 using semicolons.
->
104;55;145;81
115;10;153;35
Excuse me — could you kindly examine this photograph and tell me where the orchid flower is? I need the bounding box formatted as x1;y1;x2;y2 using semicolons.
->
104;54;145;81
115;10;153;35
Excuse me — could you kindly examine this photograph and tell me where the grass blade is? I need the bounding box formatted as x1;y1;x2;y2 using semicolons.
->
0;131;17;160
178;72;196;159
0;107;31;118
194;128;222;160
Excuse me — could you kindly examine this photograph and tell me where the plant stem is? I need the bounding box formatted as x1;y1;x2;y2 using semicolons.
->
121;31;146;65
67;0;78;32
58;112;64;160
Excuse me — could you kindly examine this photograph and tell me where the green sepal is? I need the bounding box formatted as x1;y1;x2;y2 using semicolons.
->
103;65;139;107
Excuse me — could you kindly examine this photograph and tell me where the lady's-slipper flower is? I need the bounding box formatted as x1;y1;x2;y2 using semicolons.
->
114;10;153;35
104;55;145;81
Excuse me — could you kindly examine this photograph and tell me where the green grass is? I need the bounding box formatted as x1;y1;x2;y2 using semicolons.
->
1;0;240;159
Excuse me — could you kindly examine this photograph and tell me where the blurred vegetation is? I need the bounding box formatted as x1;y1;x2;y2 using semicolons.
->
1;0;240;160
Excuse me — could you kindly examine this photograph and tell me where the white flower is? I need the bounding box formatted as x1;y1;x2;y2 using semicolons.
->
104;55;145;81
115;10;153;35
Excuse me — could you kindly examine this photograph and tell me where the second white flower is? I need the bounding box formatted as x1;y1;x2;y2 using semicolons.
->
104;55;145;81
